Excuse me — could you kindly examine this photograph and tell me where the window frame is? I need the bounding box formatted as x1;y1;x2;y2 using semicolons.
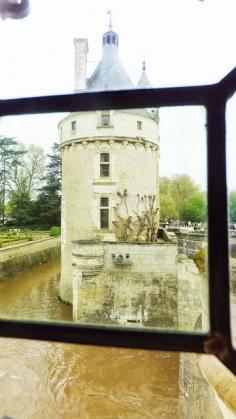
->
100;196;109;229
100;152;110;177
0;68;236;374
101;113;110;127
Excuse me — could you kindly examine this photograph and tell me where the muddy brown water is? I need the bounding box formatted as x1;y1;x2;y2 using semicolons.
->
0;258;179;418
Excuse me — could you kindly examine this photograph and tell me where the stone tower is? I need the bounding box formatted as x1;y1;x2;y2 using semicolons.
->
59;23;160;304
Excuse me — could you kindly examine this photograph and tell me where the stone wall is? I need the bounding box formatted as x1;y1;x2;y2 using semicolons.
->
179;353;223;418
177;254;209;332
0;237;61;281
72;241;178;327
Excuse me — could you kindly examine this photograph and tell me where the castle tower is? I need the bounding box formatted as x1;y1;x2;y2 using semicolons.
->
59;23;160;304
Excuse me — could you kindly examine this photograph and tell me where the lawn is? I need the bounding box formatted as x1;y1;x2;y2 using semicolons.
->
0;229;51;248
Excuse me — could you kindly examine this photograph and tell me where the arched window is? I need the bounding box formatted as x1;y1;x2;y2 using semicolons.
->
100;153;110;177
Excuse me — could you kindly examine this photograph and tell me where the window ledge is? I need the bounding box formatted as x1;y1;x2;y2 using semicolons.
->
97;124;114;129
93;179;117;185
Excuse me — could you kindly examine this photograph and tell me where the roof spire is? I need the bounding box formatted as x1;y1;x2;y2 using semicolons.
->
107;9;112;30
142;58;146;71
137;58;152;88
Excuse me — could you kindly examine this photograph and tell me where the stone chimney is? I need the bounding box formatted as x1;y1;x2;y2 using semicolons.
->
74;38;88;92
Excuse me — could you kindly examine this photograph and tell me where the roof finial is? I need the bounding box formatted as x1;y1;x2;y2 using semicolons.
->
142;58;146;71
107;9;112;30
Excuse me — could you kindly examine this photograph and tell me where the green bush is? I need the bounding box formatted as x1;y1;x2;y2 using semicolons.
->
50;226;61;237
27;236;33;241
0;227;8;232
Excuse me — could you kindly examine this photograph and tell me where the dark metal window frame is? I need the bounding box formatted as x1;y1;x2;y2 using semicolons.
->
0;68;236;373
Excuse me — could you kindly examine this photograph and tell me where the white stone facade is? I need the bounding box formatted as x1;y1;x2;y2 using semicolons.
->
59;109;159;303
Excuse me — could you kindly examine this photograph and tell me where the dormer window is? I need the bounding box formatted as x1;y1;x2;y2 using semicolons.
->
137;120;142;130
101;113;110;127
71;120;76;131
100;153;110;177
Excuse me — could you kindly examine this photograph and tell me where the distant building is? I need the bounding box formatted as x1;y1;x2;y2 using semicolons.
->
59;22;160;304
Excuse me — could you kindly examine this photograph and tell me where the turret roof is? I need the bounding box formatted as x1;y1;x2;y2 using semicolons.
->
87;26;133;91
137;60;152;88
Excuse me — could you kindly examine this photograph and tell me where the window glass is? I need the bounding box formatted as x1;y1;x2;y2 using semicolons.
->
100;153;110;177
137;121;142;130
100;153;109;162
100;164;110;177
0;106;208;334
71;121;76;131
101;197;109;207
100;208;109;229
101;114;110;127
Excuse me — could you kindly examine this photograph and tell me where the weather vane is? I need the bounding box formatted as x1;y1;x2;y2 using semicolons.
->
107;9;112;30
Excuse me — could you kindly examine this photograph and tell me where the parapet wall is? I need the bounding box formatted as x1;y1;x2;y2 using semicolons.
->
0;237;61;281
72;241;178;327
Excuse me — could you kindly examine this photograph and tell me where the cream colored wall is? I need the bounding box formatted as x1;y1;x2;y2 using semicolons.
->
59;110;159;147
59;109;160;303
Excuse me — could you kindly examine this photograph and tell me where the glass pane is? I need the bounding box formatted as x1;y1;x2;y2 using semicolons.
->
101;197;109;207
0;107;208;334
226;93;236;349
100;153;110;162
100;209;109;229
100;164;110;177
101;115;110;127
0;1;234;98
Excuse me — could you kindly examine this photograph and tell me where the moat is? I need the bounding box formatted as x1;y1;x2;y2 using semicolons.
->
0;258;179;418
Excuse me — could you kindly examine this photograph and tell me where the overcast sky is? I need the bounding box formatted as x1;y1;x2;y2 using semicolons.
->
0;0;235;190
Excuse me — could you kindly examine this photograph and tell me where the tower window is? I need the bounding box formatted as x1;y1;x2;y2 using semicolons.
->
71;120;76;131
101;113;110;127
137;120;142;130
100;197;109;229
100;153;110;177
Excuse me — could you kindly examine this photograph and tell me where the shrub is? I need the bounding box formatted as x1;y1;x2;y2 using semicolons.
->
50;226;61;237
27;236;33;241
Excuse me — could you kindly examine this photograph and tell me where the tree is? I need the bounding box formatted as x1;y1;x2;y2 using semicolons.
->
0;136;25;223
159;193;178;222
159;174;201;221
8;190;35;225
8;144;45;198
168;174;200;220
229;191;236;223
182;192;206;222
35;142;61;226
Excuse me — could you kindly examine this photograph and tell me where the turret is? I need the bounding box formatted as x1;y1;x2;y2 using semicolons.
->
137;59;152;89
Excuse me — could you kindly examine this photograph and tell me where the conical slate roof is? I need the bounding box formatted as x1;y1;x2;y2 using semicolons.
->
87;28;133;91
137;61;152;88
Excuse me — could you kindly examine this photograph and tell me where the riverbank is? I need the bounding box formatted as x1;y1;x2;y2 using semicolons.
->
0;237;60;282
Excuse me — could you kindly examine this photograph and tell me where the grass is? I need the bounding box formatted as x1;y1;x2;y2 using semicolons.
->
0;230;51;248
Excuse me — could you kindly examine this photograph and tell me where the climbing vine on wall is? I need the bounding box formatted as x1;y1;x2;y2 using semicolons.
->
112;189;159;242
